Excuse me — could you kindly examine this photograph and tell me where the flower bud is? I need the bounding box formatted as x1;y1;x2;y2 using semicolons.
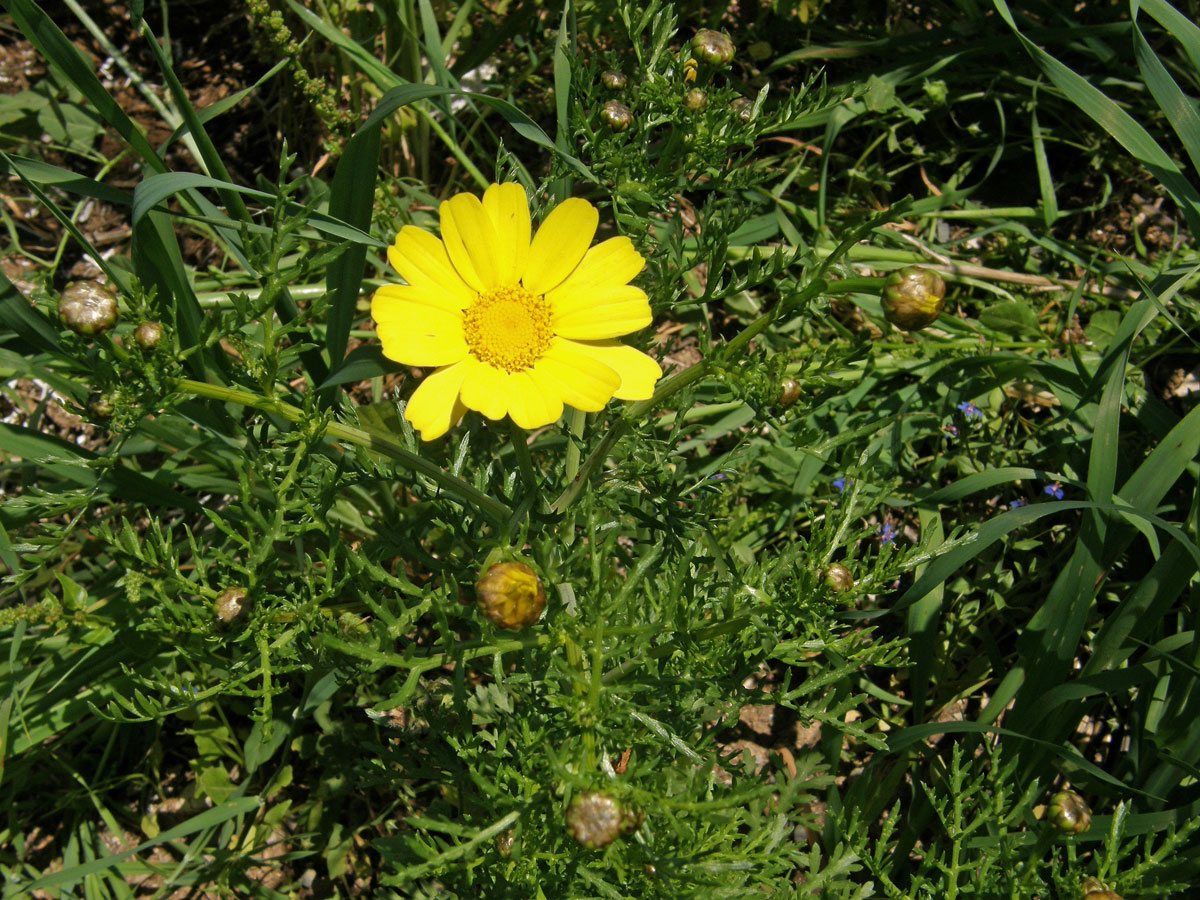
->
731;97;754;123
691;29;735;67
476;562;546;630
880;266;946;331
1047;790;1090;835
134;321;164;349
59;280;119;336
778;377;800;407
684;88;708;112
601;70;627;91
824;563;853;593
87;391;115;419
494;829;515;856
1082;877;1123;899
565;791;642;849
215;586;251;624
600;100;633;132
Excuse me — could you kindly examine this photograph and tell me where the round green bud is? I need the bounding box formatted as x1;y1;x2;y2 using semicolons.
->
685;88;709;112
824;564;854;593
215;586;251;624
880;266;946;330
778;377;800;407
476;562;547;630
731;97;754;123
87;391;115;419
134;321;164;350
59;280;119;336
1047;790;1091;835
601;70;628;91
565;791;643;849
600;100;633;132
691;29;735;67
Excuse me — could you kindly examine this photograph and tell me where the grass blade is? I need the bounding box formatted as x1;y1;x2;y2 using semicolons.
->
993;0;1200;233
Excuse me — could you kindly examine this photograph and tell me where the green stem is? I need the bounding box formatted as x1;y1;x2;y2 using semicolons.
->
508;420;542;511
173;378;512;525
563;407;586;483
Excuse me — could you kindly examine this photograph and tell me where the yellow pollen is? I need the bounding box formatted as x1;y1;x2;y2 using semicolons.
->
462;285;553;373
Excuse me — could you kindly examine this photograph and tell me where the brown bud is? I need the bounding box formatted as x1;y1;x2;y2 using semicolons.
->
215;586;251;624
731;97;754;123
476;562;547;630
601;70;628;91
685;88;709;112
565;791;642;849
1047;790;1090;835
600;100;633;132
881;266;946;331
824;564;853;593
494;829;515;856
134;321;164;349
59;280;119;336
691;29;735;67
1081;877;1123;899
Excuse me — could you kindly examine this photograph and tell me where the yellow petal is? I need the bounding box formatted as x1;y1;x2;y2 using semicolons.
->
567;340;662;400
376;317;467;367
551;285;652;340
372;283;465;320
440;192;503;292
404;361;471;440
508;371;564;430
522;197;599;295
386;227;476;309
536;338;621;411
482;183;531;286
550;236;645;302
459;358;510;421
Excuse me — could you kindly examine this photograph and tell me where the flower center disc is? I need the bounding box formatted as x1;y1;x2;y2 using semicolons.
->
463;286;553;373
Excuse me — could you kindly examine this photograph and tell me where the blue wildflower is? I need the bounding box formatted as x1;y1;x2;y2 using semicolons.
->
1010;498;1027;509
833;477;852;493
1044;482;1064;500
879;521;898;545
957;401;984;419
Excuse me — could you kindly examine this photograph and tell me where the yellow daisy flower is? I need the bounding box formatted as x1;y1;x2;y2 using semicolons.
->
372;183;662;440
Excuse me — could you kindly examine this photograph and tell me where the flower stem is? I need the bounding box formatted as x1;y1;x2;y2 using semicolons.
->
508;420;543;511
173;378;512;525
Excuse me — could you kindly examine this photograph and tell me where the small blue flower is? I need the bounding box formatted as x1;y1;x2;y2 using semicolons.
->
879;521;898;545
709;473;729;481
833;476;852;493
957;401;984;419
1010;498;1027;509
1044;482;1064;500
943;424;959;438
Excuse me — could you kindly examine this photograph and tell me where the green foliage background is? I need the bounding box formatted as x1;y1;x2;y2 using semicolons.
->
1;0;1199;896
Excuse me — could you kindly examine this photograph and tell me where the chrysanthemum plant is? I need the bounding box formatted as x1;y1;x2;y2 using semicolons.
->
5;0;1200;897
